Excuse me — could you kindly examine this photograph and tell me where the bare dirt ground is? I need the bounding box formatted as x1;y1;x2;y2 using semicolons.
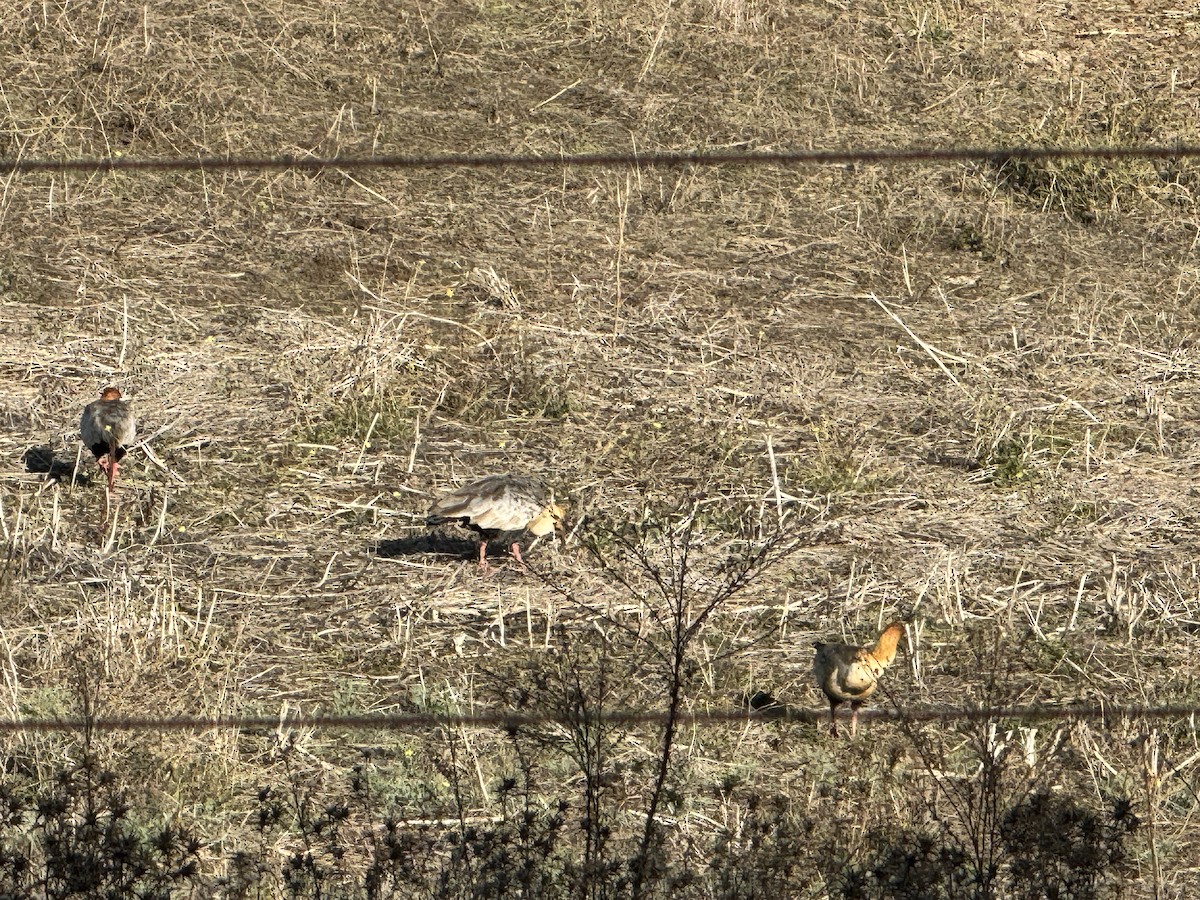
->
1;0;1199;896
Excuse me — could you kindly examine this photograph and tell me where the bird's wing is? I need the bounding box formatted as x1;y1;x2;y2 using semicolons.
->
430;475;547;531
839;649;884;695
114;407;137;445
80;403;101;446
840;663;879;695
465;491;540;531
813;642;883;699
100;404;136;445
429;491;531;531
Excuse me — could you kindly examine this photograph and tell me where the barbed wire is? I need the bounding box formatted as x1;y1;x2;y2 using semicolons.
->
0;703;1194;734
2;144;1199;176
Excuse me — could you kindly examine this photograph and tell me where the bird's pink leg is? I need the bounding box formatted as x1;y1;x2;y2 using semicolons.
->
477;541;491;572
108;460;120;491
510;542;525;566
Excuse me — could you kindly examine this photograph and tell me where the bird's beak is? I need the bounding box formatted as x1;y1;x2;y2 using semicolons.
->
553;511;570;548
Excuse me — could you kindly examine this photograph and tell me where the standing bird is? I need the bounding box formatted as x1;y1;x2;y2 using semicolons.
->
427;474;564;570
812;621;905;736
80;387;136;490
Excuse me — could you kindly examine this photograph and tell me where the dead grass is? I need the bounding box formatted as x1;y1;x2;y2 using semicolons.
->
1;0;1199;894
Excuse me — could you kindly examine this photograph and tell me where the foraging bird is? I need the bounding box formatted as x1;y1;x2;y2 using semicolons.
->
80;387;136;490
427;474;564;569
812;621;904;736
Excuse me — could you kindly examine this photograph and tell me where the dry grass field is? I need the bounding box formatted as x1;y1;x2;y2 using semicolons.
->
1;0;1199;896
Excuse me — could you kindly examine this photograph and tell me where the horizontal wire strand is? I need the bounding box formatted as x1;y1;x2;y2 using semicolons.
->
1;144;1199;175
0;703;1192;733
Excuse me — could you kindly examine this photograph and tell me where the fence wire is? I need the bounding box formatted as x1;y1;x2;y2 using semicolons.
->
0;703;1193;734
2;144;1199;175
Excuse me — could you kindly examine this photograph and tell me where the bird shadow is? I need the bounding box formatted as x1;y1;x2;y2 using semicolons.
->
372;532;490;562
742;690;792;720
24;445;91;486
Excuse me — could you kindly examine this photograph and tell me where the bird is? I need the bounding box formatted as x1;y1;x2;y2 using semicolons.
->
80;387;136;490
426;473;564;570
812;621;905;736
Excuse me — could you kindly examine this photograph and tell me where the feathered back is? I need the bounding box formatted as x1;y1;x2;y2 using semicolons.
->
80;387;137;456
428;474;560;534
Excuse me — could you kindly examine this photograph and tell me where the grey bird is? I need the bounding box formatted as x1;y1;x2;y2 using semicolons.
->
80;387;136;490
427;473;564;569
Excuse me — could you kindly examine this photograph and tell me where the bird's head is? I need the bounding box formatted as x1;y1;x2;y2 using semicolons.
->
527;501;566;540
99;387;123;401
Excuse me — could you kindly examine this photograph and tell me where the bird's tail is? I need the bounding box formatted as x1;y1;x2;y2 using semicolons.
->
106;432;119;489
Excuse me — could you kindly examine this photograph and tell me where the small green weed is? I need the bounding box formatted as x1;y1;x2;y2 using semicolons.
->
992;103;1173;223
1049;494;1101;528
949;223;987;254
439;356;571;423
784;425;894;498
979;431;1071;487
302;391;414;448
